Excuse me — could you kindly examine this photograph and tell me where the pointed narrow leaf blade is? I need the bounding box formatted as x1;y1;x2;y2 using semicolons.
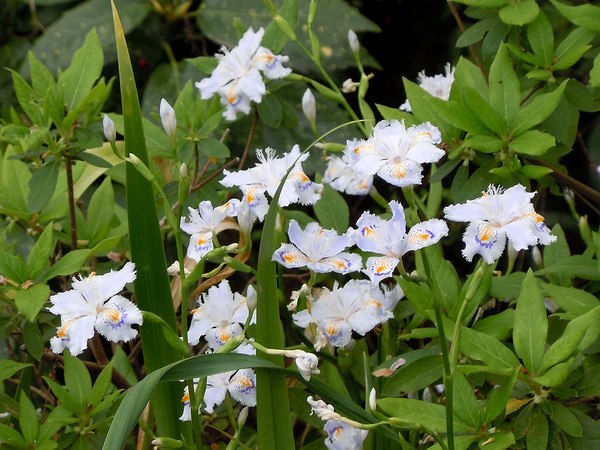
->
513;270;547;375
111;0;183;439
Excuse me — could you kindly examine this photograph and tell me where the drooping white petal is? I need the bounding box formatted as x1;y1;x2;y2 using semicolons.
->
324;420;368;450
228;369;257;407
95;295;143;343
462;221;506;263
406;219;449;252
204;372;233;413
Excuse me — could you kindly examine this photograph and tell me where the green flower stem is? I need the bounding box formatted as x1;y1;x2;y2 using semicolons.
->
369;185;391;211
433;304;454;450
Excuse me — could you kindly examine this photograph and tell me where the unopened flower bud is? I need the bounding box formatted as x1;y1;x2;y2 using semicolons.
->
237;406;249;427
578;215;592;245
126;153;155;182
348;30;360;54
531;246;543;268
151;436;183;448
368;388;377;411
160;98;177;141
246;285;257;313
302;88;316;130
179;162;188;179
103;114;116;143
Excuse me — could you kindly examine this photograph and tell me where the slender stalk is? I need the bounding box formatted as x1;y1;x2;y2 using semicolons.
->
65;153;77;250
238;110;258;170
447;1;486;78
433;305;454;450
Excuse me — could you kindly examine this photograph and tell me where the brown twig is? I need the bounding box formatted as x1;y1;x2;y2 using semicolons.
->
238;110;259;170
447;1;487;78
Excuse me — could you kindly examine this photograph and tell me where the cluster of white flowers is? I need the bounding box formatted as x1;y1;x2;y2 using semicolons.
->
324;119;445;193
196;27;291;120
400;63;455;112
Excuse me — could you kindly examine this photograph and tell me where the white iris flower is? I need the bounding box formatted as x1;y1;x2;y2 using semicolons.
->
354;120;445;188
443;184;556;264
187;280;255;350
323;138;375;195
352;200;448;283
220;145;322;222
48;262;142;356
272;219;362;274
180;199;240;262
293;280;400;350
195;27;291;120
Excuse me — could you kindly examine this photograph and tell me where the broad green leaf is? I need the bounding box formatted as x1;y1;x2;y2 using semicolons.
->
382;352;443;395
15;284;50;322
8;69;46;126
533;359;573;387
555;27;596;65
511;81;567;136
375;104;418;125
0;252;28;284
456;17;498;47
198;138;230;160
28;0;150;76
499;0;539;25
452;56;489;100
484;367;519;422
86;176;114;241
90;361;114;408
399;279;434;319
28;160;60;213
378;398;473;434
403;79;460;137
112;1;183;439
313;184;349;233
518;164;553;179
550;0;600;31
58;28;103;110
539;306;600;374
478;432;515;449
22;321;44;361
463;134;504;153
27;51;56;97
549;401;582;437
473;308;514;341
257;93;283;128
453;372;481;430
459;85;506;135
456;320;520;370
489;271;526;299
509;130;555;156
0;148;31;220
19;393;39;445
526;407;548;450
64;352;93;410
527;11;554;67
591;53;600;88
0;360;33;381
536;255;600;281
44;376;87;414
489;44;520;123
513;270;547;375
554;45;592;71
41;249;89;282
27;225;54;279
542;284;599;312
0;423;26;447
